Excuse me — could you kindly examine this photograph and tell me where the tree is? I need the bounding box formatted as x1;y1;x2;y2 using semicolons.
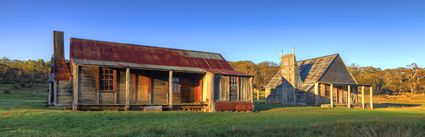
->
229;61;279;90
406;63;425;94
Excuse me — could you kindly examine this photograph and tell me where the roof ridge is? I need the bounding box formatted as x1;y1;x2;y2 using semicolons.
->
70;37;224;57
297;53;339;62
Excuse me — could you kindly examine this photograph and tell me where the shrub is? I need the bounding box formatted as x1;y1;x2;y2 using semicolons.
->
3;89;11;94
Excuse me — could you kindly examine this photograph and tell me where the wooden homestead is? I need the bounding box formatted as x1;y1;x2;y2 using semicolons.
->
48;31;254;112
265;50;373;109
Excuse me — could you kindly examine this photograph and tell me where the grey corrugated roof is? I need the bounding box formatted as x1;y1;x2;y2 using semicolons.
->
265;54;339;89
265;70;283;88
297;54;338;84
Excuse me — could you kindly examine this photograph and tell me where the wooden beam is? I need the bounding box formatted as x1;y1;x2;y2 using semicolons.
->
168;70;173;109
361;86;365;109
347;85;351;108
370;86;374;109
250;77;254;103
113;70;117;104
281;86;286;104
48;82;52;105
207;73;216;112
330;84;334;108
96;67;100;104
72;64;79;111
125;68;130;111
53;81;58;105
314;82;319;105
256;89;259;101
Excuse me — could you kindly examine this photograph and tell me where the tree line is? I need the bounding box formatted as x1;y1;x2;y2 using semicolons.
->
1;57;424;94
348;63;425;95
0;57;50;84
230;61;425;95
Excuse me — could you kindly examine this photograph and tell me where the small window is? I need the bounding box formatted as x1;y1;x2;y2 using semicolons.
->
230;77;237;86
100;68;114;91
172;78;180;93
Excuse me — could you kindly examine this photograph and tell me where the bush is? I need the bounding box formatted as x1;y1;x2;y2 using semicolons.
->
3;89;10;94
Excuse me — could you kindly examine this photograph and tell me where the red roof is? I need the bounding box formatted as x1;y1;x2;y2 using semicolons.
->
70;38;249;76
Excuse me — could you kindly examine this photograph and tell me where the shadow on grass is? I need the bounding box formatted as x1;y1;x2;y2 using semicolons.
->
374;103;421;108
254;102;304;112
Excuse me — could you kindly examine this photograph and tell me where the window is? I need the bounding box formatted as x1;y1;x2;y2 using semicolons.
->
100;68;114;91
229;77;238;101
172;78;180;93
230;77;237;86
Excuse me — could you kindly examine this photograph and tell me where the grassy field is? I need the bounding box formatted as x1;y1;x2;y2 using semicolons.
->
1;84;425;137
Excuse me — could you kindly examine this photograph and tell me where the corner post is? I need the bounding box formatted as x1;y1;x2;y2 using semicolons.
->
314;82;319;105
53;81;58;105
72;64;79;111
330;83;334;108
369;86;373;109
361;86;365;109
250;77;254;103
256;89;260;101
168;70;173;109
347;85;351;108
207;73;216;112
125;68;130;111
48;82;52;105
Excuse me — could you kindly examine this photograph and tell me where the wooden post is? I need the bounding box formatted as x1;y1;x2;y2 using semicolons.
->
281;86;284;104
370;86;374;109
205;72;216;112
256;89;259;101
250;77;254;103
330;84;334;108
53;80;58;105
314;82;319;105
125;68;130;111
168;70;173;109
72;64;79;111
48;82;52;105
347;85;351;108
236;77;240;101
361;86;365;109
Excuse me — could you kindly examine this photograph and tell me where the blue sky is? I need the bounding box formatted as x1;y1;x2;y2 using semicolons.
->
0;0;424;69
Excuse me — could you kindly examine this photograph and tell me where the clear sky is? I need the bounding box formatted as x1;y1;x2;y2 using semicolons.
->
0;0;424;69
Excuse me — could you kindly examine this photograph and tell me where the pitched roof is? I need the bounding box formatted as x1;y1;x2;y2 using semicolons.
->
265;54;339;89
70;38;249;76
265;70;283;88
297;54;338;84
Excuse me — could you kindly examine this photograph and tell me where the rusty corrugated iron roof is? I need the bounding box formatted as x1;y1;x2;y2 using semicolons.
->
70;38;249;76
204;69;251;76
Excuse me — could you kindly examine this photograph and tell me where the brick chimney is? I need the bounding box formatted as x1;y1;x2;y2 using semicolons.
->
280;49;301;88
52;31;71;80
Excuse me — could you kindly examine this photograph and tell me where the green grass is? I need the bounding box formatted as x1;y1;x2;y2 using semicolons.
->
1;84;425;137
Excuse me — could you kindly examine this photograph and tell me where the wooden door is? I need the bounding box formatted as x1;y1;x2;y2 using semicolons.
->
337;88;343;103
152;78;167;104
137;75;151;104
195;79;202;103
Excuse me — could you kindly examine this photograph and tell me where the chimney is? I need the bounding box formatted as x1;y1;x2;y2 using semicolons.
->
280;50;301;88
53;31;64;59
